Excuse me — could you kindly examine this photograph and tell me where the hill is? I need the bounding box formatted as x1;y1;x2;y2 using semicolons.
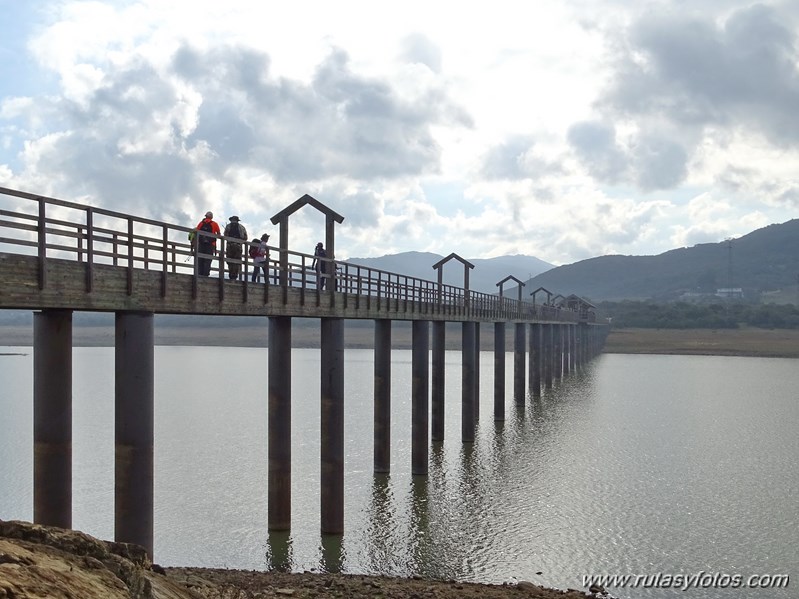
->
343;251;554;294
521;219;799;302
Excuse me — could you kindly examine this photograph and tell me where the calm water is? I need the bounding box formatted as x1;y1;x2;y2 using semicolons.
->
1;346;797;599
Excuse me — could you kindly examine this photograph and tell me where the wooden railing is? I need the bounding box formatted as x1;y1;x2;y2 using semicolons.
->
0;186;581;322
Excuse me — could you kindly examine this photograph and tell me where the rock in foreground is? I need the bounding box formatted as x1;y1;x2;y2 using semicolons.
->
0;519;600;598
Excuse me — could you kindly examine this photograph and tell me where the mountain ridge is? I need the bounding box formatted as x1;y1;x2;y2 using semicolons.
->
343;252;554;295
520;218;799;302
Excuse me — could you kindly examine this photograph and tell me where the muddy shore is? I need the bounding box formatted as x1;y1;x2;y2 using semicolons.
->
2;324;798;358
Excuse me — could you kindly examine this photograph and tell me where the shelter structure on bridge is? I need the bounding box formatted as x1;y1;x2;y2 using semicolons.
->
496;275;525;301
531;286;554;305
270;194;344;287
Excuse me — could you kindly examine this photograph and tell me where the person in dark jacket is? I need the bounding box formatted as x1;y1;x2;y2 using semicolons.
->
223;216;248;280
194;211;220;276
312;242;327;290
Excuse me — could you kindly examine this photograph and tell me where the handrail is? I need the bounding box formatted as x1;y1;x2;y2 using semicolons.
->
0;186;585;322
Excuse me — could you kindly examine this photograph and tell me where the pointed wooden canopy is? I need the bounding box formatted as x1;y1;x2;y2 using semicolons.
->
496;275;525;300
431;252;474;271
564;293;596;309
270;194;345;225
431;252;475;291
269;194;345;285
530;286;554;304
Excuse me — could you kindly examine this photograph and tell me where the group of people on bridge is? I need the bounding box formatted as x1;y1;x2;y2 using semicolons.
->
190;211;329;287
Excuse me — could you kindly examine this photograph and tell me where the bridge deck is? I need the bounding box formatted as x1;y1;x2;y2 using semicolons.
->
0;186;585;323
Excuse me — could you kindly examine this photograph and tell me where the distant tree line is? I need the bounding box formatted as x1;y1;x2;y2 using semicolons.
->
597;300;799;329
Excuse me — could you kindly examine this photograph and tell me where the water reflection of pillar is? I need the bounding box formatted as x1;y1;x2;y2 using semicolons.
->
513;322;526;404
493;321;505;421
34;309;72;529
321;317;344;534
114;311;154;558
566;324;574;373
364;474;397;572
461;321;476;442
553;324;562;381
411;320;429;475
530;323;542;397
431;320;446;442
268;316;291;531
374;319;391;473
320;533;344;573
265;530;293;572
408;475;432;575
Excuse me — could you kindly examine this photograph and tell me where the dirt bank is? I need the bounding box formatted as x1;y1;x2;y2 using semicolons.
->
604;327;799;358
0;520;604;599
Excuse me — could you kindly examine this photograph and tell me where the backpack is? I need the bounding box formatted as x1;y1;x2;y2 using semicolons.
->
227;222;240;239
249;239;260;259
197;219;213;246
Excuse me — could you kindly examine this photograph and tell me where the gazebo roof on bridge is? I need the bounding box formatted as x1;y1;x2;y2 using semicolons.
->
270;194;344;225
431;253;474;270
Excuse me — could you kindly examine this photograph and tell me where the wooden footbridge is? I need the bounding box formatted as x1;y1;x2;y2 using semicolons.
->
0;186;607;558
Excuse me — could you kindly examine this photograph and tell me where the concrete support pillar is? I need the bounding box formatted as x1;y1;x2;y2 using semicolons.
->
431;321;445;442
565;325;573;373
34;309;73;529
544;324;554;390
321;318;344;534
474;324;480;420
553;324;562;381
411;321;429;475
461;321;476;443
513;323;526;404
114;311;154;557
530;323;541;397
493;322;505;421
577;323;586;367
374;320;391;473
269;316;292;530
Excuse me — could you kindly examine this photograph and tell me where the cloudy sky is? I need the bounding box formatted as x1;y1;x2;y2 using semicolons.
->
1;1;798;265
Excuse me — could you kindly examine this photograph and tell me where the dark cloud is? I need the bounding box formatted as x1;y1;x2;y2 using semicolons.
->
632;133;688;190
570;4;799;191
601;4;799;141
172;44;468;182
567;121;628;183
480;135;563;180
9;42;469;218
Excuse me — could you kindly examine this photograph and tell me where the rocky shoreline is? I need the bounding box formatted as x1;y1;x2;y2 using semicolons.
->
0;520;606;598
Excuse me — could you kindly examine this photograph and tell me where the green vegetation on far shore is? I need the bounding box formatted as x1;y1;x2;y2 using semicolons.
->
598;300;799;329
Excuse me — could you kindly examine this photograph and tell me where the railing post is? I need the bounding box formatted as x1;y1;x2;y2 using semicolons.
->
161;227;168;297
127;219;134;295
85;209;94;293
37;198;46;290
